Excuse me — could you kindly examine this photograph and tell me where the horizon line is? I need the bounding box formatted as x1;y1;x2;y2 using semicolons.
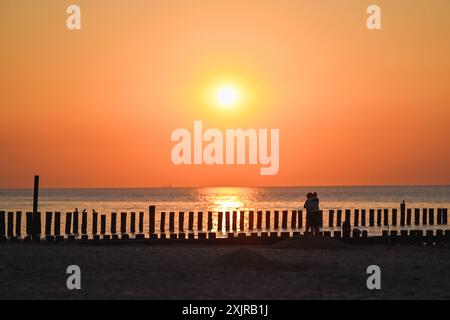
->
1;183;450;190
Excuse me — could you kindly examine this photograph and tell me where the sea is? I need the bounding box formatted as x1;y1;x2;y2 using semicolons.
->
1;186;449;236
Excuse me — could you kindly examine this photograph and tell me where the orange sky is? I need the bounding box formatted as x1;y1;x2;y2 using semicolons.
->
1;0;449;188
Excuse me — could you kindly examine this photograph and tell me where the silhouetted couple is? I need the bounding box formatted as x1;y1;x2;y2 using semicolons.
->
304;192;320;236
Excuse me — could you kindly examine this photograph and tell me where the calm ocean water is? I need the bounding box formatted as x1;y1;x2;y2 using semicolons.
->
1;186;449;213
1;186;449;236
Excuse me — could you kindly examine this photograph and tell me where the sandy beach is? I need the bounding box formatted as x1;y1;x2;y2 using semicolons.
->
1;239;450;300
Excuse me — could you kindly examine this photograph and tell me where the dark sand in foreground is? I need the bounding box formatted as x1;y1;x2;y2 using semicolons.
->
1;240;450;299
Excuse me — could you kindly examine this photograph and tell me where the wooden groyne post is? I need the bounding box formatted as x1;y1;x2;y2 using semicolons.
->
54;212;61;237
274;210;279;229
282;210;288;229
178;212;184;232
415;208;420;225
328;210;334;228
32;176;40;240
239;211;244;231
7;212;14;238
92;211;98;235
256;211;262;230
16;211;22;238
149;205;156;234
197;212;203;231
298;209;303;229
291;210;297;229
218;212;223;231
139;212;144;233
354;209;359;227
169;212;175;232
130;211;136;233
336;209;342;227
0;211;5;240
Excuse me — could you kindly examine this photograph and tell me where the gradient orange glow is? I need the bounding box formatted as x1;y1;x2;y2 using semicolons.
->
0;0;449;188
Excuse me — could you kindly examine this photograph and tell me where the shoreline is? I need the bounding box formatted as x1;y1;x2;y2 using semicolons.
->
1;241;450;299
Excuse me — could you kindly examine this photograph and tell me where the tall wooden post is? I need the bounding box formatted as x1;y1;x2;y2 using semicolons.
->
32;176;39;240
361;209;366;227
33;175;39;214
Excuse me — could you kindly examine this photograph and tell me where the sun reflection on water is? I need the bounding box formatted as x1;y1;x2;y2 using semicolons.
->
198;187;254;212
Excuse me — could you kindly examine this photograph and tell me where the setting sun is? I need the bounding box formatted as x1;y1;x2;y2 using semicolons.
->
215;85;240;108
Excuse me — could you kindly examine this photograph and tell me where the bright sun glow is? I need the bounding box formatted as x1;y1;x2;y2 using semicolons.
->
215;85;240;108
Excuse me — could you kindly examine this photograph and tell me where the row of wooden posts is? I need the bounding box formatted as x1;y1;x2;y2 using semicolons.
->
0;206;448;240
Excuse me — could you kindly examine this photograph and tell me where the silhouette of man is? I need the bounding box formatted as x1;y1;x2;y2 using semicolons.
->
311;192;320;236
304;193;314;234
